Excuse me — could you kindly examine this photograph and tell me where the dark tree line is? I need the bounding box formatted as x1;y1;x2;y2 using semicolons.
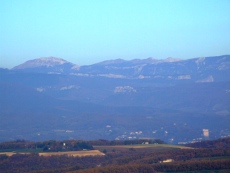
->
0;140;93;152
88;139;165;146
0;138;164;152
186;137;230;149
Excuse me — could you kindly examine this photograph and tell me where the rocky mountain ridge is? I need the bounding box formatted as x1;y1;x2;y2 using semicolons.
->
0;55;230;143
11;55;230;82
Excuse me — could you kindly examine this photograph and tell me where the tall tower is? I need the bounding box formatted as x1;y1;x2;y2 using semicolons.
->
203;129;209;137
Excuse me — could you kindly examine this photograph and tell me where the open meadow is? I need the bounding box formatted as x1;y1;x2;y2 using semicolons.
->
38;150;105;157
94;143;192;153
0;150;105;157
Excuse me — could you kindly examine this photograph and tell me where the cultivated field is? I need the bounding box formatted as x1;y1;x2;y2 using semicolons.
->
94;144;192;152
0;150;105;157
0;152;30;156
38;150;105;157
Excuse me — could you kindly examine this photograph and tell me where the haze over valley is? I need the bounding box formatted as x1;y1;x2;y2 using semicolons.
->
1;55;229;144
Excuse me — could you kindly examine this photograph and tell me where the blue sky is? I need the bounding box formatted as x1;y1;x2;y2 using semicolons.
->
0;0;230;68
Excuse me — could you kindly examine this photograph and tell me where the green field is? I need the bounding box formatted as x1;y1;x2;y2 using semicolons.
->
0;150;105;157
94;143;192;152
0;148;43;153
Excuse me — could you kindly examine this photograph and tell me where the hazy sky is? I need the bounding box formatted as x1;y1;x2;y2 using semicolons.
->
1;0;230;68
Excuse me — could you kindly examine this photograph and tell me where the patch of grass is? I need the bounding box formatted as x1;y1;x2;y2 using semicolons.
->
94;144;192;152
0;148;43;153
38;150;105;157
0;150;105;157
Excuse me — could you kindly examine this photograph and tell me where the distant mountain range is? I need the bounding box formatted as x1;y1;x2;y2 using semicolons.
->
12;55;230;82
0;55;230;143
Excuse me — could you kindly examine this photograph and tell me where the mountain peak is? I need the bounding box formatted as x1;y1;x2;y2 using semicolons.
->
13;57;72;69
96;59;126;65
36;57;68;64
